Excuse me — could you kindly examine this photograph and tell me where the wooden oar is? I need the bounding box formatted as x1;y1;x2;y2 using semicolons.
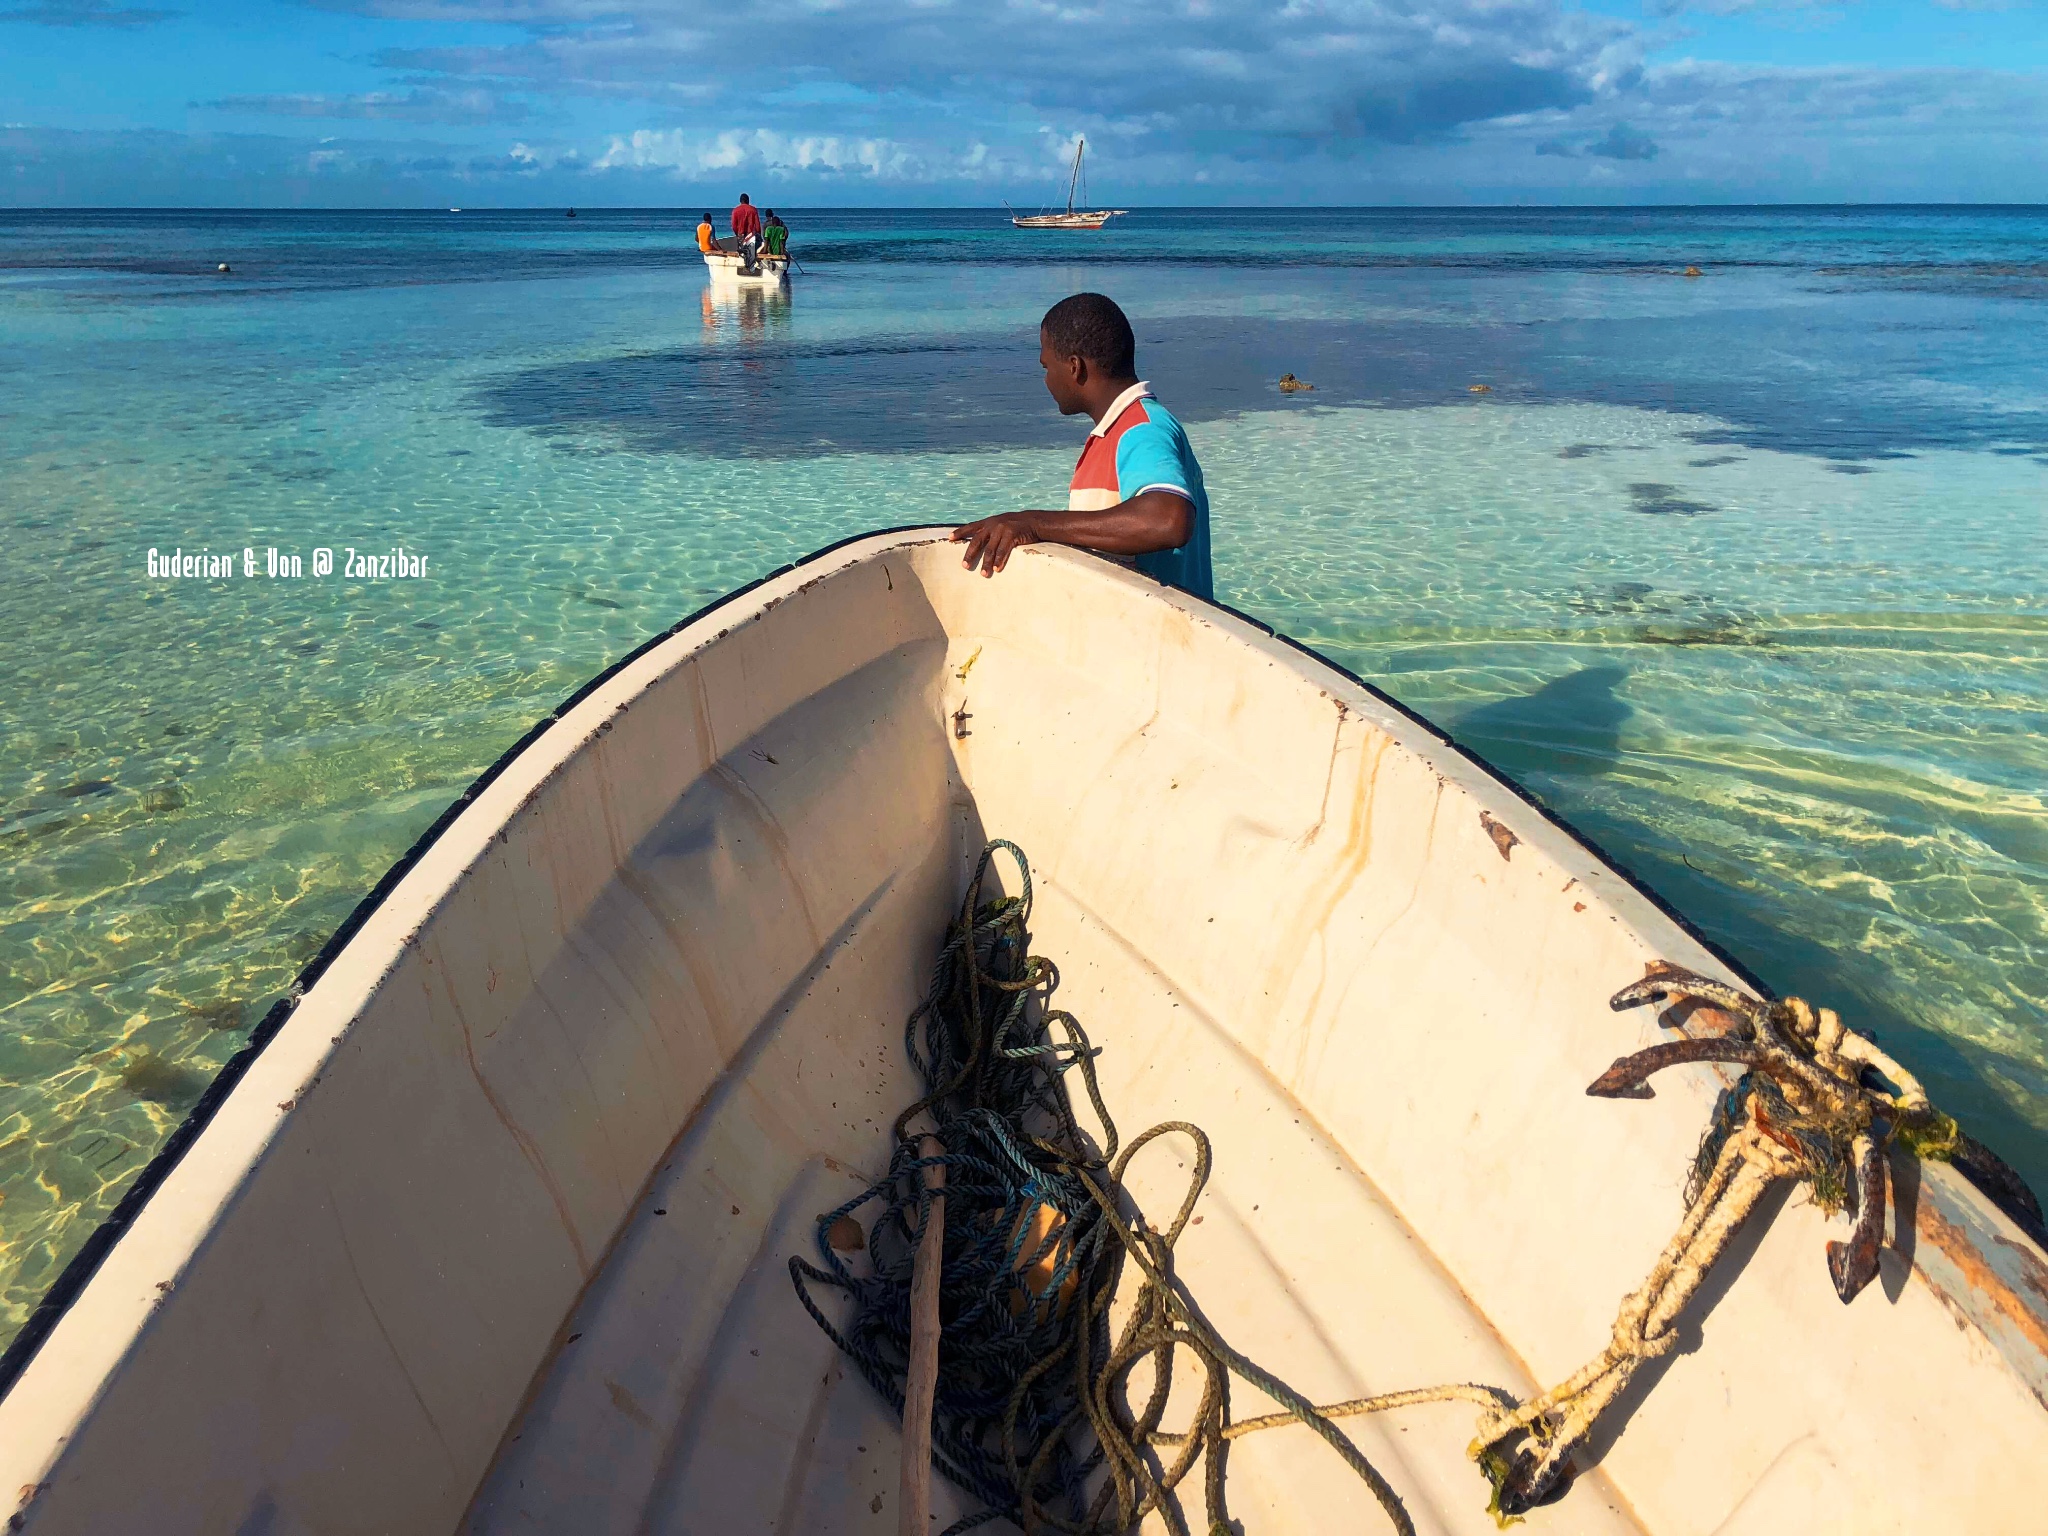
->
900;1136;946;1536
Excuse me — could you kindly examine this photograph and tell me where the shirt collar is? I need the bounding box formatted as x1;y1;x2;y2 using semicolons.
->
1088;380;1153;438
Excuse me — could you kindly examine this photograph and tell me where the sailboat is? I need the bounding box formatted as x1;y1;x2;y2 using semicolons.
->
1010;137;1127;229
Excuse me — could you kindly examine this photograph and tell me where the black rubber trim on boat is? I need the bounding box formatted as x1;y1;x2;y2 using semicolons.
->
0;524;934;1404
4;525;2037;1404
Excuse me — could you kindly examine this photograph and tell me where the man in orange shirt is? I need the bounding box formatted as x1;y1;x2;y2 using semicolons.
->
695;213;721;254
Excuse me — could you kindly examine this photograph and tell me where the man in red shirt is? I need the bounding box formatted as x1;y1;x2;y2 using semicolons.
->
730;193;764;273
730;194;762;244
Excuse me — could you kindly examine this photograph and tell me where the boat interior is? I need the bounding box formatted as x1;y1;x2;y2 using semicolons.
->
2;533;2043;1535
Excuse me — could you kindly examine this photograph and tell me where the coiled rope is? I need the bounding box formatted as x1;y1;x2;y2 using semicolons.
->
790;842;1494;1535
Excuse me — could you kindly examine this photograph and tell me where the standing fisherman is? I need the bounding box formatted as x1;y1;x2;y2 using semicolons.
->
730;193;764;272
953;292;1212;600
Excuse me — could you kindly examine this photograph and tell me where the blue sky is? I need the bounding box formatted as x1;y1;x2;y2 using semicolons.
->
2;0;2043;205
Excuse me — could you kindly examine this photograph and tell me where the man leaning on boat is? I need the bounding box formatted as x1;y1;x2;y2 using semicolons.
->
954;293;1213;601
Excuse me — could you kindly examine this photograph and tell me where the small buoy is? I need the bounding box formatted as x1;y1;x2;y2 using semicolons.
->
1684;265;1702;278
1468;383;1492;394
217;263;230;273
1277;372;1315;393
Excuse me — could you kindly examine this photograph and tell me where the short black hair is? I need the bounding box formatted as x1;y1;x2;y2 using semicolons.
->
1041;293;1135;379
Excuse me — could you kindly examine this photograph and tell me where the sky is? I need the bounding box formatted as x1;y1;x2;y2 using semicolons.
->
1;0;2044;205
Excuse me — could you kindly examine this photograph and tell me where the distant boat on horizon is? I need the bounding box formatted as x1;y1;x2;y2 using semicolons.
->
1010;138;1126;230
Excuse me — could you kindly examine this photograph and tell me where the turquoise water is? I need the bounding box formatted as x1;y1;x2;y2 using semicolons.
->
1;208;2044;1344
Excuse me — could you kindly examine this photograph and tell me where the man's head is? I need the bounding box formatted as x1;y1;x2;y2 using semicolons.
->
739;193;752;206
701;213;712;224
765;208;776;218
1039;293;1136;416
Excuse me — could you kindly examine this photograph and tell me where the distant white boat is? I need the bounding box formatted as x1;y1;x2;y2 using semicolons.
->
704;249;790;287
1011;138;1126;229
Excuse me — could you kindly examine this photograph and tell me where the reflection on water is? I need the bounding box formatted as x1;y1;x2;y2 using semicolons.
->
700;281;792;343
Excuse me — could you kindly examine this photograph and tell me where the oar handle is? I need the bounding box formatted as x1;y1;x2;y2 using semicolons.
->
900;1136;946;1536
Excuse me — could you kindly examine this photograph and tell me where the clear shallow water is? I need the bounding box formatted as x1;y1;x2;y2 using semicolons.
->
1;207;2044;1345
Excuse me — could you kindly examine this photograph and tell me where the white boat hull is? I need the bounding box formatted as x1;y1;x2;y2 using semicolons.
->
703;250;789;286
1;532;2043;1534
1012;210;1126;229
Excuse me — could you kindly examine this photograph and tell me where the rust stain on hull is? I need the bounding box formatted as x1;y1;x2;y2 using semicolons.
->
1916;1193;2048;1410
1478;810;1518;861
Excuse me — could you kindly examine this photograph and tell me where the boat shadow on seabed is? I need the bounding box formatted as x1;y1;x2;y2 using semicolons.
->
1450;665;1633;782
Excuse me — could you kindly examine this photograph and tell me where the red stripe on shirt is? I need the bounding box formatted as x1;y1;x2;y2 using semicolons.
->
1070;398;1153;495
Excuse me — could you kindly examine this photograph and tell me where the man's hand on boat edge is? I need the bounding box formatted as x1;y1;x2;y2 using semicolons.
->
952;492;1194;577
955;294;1213;591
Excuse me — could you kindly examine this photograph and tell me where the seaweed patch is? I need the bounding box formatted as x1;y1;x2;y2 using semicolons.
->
1570;581;1675;618
118;1053;211;1108
1627;482;1715;516
183;998;246;1032
1635;622;1774;648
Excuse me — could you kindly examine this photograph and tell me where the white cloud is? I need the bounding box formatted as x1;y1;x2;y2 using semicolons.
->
591;127;940;180
205;87;533;125
8;1;2048;203
349;0;1635;148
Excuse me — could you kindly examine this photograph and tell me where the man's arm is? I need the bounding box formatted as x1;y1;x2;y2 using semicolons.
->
952;489;1193;577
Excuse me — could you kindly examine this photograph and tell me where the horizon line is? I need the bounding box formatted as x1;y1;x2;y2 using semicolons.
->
5;200;2048;214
